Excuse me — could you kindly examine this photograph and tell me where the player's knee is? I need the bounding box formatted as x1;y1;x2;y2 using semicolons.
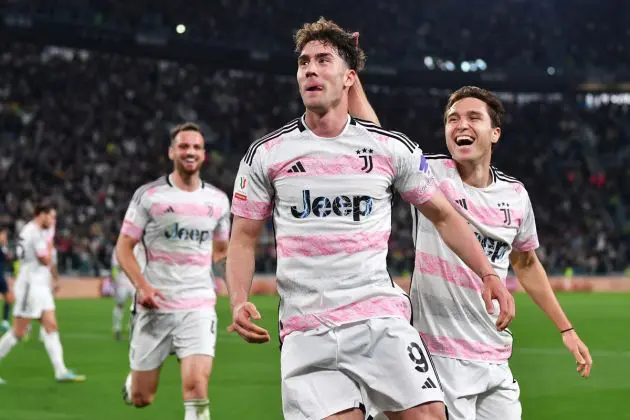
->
42;321;58;334
131;392;154;408
182;376;208;400
11;328;25;341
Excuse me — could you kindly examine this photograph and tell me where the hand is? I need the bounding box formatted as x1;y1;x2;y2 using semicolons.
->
351;31;360;49
562;329;592;378
136;284;165;309
481;274;515;331
227;302;270;343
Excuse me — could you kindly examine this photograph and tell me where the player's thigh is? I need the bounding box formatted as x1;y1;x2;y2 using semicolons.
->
180;354;213;398
339;318;445;415
172;308;217;360
281;330;364;420
476;364;521;420
129;311;175;372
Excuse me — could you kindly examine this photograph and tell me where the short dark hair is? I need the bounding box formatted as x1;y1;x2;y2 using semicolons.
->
34;201;54;216
294;17;366;71
170;122;203;144
444;86;505;128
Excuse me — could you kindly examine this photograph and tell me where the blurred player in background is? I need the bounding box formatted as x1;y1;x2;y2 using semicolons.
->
0;203;85;384
111;243;146;341
0;227;13;333
226;18;513;420
117;122;230;420
348;78;592;419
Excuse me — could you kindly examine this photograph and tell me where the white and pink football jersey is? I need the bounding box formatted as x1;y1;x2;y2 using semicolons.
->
232;116;437;340
411;154;539;363
120;175;231;313
15;221;52;287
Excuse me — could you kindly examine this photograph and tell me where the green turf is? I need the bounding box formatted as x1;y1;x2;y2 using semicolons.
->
0;293;627;419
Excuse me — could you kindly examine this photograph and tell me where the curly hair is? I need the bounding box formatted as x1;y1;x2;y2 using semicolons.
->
294;17;366;71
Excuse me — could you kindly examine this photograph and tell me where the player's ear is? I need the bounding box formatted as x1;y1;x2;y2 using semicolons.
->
491;127;501;145
344;68;357;89
168;145;175;161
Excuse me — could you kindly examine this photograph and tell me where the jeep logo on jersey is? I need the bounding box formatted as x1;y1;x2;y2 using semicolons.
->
290;190;373;221
164;223;210;244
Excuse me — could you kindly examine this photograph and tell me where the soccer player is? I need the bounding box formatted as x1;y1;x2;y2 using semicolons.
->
226;19;514;420
111;243;145;341
0;227;13;333
0;203;85;383
118;122;230;420
347;82;592;419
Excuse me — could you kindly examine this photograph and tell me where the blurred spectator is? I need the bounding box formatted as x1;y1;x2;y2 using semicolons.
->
0;41;628;276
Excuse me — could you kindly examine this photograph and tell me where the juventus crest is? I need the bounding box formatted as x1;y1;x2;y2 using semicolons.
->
356;148;374;173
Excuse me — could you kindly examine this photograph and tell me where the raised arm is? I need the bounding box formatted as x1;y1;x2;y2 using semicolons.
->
349;75;381;126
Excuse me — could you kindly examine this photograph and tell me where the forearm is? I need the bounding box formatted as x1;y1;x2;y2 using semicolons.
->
116;242;148;290
515;259;572;331
434;211;495;278
226;241;256;309
349;77;380;126
51;264;59;282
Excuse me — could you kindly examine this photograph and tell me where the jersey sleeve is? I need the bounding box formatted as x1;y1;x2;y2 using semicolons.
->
392;137;438;206
120;188;151;241
513;189;539;252
33;231;49;259
231;151;273;220
214;194;231;241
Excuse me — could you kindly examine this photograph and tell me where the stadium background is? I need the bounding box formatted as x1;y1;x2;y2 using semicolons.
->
0;1;628;419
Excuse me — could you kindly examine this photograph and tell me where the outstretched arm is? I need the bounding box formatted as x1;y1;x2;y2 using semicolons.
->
511;250;592;378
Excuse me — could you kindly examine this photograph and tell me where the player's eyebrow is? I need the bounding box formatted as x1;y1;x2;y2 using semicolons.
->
297;52;333;64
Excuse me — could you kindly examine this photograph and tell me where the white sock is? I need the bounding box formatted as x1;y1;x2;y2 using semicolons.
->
123;372;132;403
42;330;68;378
0;330;19;359
113;305;124;333
184;399;210;420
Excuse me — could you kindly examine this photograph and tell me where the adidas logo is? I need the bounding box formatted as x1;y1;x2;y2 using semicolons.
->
166;206;175;213
287;161;306;173
421;378;437;390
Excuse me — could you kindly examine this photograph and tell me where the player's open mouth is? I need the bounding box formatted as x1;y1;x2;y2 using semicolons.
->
305;85;323;92
454;135;475;146
184;157;197;163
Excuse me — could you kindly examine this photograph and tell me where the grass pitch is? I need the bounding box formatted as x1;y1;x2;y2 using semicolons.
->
0;293;627;419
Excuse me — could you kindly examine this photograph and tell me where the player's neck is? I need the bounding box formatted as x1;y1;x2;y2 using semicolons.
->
33;217;45;229
456;159;493;188
304;106;349;138
170;171;201;192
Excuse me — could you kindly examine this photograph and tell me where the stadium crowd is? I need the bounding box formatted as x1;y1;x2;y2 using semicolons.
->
0;40;628;276
7;0;628;74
